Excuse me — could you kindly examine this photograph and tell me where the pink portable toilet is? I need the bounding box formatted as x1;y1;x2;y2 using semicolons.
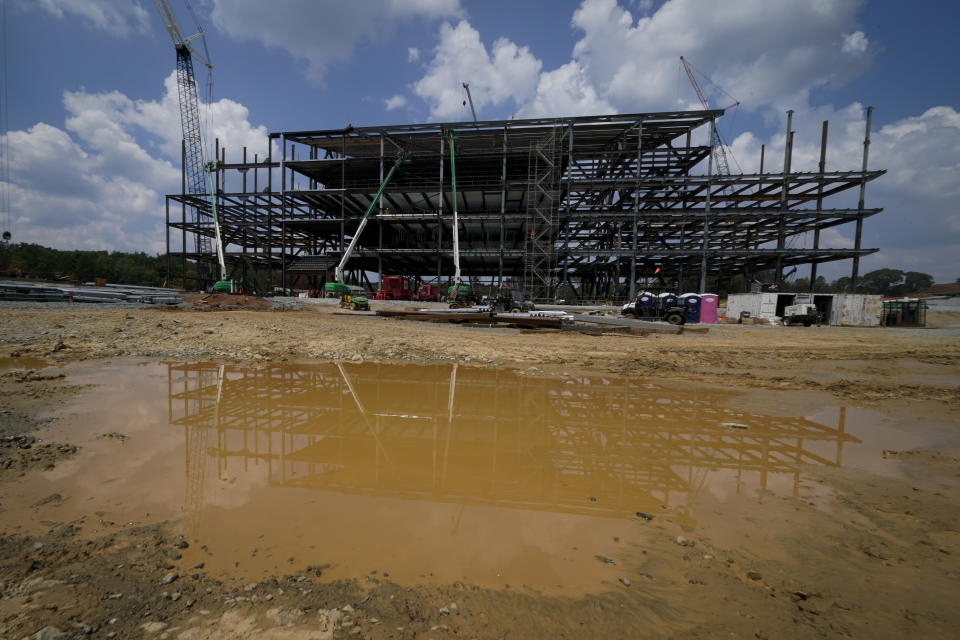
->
699;293;719;323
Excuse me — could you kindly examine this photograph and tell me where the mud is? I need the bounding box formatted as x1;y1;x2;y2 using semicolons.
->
0;304;958;639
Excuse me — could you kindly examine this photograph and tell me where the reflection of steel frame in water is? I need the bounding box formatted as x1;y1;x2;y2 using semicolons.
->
168;362;859;519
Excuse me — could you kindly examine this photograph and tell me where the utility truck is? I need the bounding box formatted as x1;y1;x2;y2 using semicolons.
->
783;303;820;326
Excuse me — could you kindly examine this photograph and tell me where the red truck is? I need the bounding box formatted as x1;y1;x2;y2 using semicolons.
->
412;283;440;302
374;275;412;300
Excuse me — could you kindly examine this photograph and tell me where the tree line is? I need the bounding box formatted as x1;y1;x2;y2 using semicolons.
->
0;243;195;287
774;268;935;296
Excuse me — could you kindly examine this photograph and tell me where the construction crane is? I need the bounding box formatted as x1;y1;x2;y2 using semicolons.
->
152;0;220;289
462;83;478;124
680;56;739;176
324;151;411;310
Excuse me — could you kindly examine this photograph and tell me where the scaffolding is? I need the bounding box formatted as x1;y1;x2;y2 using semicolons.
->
164;108;884;300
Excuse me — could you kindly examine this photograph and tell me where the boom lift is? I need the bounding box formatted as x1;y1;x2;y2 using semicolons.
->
443;129;478;308
324;151;411;310
204;161;235;293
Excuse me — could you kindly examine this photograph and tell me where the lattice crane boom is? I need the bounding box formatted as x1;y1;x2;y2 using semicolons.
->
153;0;215;279
680;56;737;176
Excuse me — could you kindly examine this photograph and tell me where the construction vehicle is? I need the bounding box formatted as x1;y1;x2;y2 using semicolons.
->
622;291;688;325
487;288;534;313
204;160;237;293
374;275;412;300
324;151;411;310
783;303;820;326
412;282;440;302
443;128;479;308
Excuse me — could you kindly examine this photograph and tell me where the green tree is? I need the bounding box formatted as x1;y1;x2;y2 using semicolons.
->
903;271;934;293
831;276;852;293
857;268;904;295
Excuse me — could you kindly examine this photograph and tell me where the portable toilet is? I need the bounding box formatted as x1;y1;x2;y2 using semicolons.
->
700;293;719;323
658;292;678;311
636;291;657;314
679;293;701;323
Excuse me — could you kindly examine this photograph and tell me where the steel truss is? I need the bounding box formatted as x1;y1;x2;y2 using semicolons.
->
165;109;883;299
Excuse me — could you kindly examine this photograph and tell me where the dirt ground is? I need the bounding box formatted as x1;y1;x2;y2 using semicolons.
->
0;300;958;639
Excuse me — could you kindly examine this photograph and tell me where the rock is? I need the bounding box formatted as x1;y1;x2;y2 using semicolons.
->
618;577;631;587
439;607;450;615
635;511;654;521
431;624;450;631
160;571;179;585
27;626;66;640
244;582;258;591
676;536;693;547
746;571;763;581
175;540;189;549
139;621;168;633
31;493;63;508
448;602;458;612
594;555;616;565
342;604;354;613
170;592;181;601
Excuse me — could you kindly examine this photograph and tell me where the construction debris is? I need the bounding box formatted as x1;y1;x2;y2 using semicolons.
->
1;283;182;304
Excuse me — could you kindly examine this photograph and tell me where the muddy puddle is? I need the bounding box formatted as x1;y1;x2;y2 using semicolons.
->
2;360;949;594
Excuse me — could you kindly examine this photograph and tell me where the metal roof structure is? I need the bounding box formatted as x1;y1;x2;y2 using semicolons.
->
164;108;883;300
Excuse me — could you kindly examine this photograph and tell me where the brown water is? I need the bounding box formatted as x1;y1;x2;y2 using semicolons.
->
4;360;939;594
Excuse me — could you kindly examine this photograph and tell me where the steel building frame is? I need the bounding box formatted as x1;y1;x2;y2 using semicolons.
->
164;108;884;301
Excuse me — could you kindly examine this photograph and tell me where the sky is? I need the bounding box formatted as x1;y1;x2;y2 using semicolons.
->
0;0;958;282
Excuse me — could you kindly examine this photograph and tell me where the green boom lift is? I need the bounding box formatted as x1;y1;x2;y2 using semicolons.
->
444;130;476;308
204;160;236;294
324;151;411;310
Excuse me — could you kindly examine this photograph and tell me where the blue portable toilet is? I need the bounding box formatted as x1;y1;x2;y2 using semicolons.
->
658;292;678;311
679;293;701;323
636;291;657;315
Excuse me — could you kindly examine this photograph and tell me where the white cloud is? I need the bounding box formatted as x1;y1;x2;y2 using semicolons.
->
412;0;873;122
1;73;272;254
408;47;421;63
209;0;461;82
385;94;408;111
413;20;542;120
569;0;872;112
519;62;614;118
841;30;869;55
32;0;149;36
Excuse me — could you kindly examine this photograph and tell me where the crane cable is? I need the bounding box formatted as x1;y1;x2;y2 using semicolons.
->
1;0;11;242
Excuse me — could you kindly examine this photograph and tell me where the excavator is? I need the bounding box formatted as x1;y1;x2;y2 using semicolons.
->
324;151;411;310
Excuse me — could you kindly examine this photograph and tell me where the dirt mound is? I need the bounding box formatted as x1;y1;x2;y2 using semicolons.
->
180;293;271;311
